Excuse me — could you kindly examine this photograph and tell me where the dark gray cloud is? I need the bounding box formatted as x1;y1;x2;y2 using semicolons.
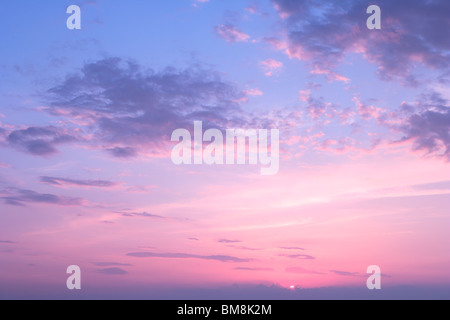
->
96;267;128;275
0;188;82;206
40;176;118;188
127;252;251;263
271;0;450;84
7;126;78;156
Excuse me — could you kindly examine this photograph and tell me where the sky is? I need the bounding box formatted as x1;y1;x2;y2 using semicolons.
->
0;0;449;300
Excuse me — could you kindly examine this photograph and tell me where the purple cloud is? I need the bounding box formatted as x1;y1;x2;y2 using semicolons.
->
96;267;128;275
396;92;450;160
218;239;242;244
40;176;118;188
44;58;252;157
279;254;315;260
126;252;251;263
119;211;166;219
271;0;450;84
93;262;132;267
234;267;273;271
7;126;77;156
1;188;82;206
330;270;363;277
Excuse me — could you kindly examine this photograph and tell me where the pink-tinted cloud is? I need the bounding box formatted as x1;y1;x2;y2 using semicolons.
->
259;59;283;76
214;24;250;43
271;0;450;84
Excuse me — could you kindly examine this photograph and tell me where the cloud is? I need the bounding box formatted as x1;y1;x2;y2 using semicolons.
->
412;180;450;191
234;267;273;271
279;254;315;260
119;211;167;219
279;246;306;251
93;262;132;267
214;24;250;43
106;147;138;158
0;188;82;206
7;126;77;156
397;92;450;160
218;239;242;244
259;59;283;76
227;245;261;251
330;270;363;277
0;241;16;244
40;176;118;188
96;267;128;275
271;0;450;84
286;267;325;275
126;252;251;263
45;58;254;157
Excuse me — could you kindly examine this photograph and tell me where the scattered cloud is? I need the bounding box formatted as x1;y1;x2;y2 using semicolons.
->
259;59;283;76
271;0;450;84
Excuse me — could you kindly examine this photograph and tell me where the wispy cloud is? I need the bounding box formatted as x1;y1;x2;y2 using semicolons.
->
214;24;250;43
234;267;273;271
119;211;167;219
96;267;128;275
127;252;251;263
40;176;118;188
93;262;132;267
330;270;363;277
286;267;325;275
218;239;242;244
279;254;315;260
0;188;83;206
